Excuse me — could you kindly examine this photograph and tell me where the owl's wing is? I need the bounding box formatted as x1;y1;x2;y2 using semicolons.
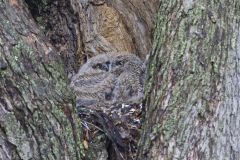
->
71;72;109;88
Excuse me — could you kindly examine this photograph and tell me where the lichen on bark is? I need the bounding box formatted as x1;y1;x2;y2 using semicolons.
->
0;1;83;159
138;0;240;160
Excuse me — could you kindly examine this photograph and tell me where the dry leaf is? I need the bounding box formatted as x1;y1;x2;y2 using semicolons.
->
83;140;89;150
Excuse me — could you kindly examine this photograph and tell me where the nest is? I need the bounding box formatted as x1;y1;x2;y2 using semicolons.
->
79;103;143;160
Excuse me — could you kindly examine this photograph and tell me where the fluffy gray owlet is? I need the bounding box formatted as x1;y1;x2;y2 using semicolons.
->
70;53;146;110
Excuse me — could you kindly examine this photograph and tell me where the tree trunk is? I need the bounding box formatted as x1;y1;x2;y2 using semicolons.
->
0;1;83;159
26;0;160;73
0;0;161;159
138;1;240;160
68;0;160;62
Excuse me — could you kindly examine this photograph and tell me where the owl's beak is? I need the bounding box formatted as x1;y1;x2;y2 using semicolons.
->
106;61;111;72
101;64;109;71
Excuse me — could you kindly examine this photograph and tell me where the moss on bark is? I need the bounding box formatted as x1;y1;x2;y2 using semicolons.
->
138;1;240;159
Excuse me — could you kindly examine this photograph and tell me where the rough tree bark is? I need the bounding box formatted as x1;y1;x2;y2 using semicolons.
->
0;1;83;159
26;0;160;73
138;0;240;160
69;0;159;60
0;0;160;159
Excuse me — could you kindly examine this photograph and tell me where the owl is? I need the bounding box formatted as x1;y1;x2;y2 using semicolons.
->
70;53;146;110
71;53;145;159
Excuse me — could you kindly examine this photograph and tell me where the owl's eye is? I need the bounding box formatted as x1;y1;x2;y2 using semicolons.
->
116;60;123;66
96;64;102;69
92;63;101;69
92;63;109;71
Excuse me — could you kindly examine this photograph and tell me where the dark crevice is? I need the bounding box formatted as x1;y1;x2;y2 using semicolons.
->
24;0;80;74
